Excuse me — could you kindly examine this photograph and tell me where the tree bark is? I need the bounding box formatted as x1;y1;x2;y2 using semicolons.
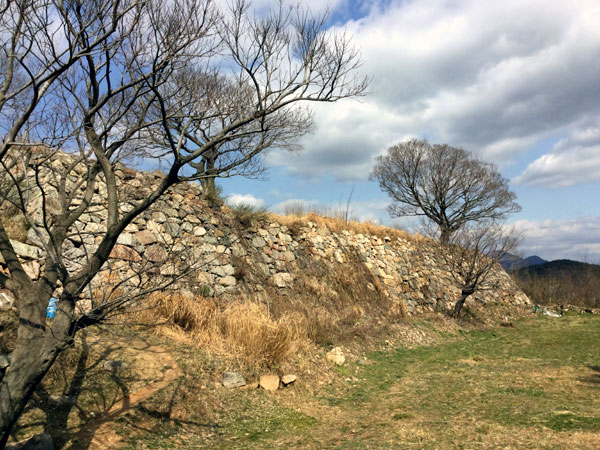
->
439;227;451;245
0;292;74;447
199;152;221;206
201;176;218;204
453;289;473;317
0;344;60;447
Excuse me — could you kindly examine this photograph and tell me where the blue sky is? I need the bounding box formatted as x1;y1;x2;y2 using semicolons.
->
220;0;600;262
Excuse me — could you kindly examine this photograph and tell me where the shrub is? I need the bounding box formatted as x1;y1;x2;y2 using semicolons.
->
229;203;271;226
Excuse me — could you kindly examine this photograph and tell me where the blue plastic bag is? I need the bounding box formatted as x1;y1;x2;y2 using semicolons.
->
46;297;58;319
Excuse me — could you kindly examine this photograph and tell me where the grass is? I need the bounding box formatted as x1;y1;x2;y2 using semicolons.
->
129;293;309;374
312;313;600;448
228;203;271;226
273;211;421;243
14;312;600;449
102;313;600;449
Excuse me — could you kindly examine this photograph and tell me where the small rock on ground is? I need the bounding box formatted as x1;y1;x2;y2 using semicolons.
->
222;371;246;388
326;347;345;365
259;374;280;391
281;374;297;385
103;360;127;374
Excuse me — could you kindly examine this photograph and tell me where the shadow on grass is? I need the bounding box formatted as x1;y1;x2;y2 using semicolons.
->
12;330;177;449
577;365;600;384
12;331;122;448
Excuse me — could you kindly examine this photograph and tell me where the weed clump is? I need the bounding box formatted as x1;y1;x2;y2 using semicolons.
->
229;203;271;227
132;293;305;371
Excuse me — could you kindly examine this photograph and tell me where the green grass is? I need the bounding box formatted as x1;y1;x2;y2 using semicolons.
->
118;389;319;449
102;314;600;448
314;314;600;448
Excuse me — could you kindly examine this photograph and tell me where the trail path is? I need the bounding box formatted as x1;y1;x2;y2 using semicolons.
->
76;341;181;450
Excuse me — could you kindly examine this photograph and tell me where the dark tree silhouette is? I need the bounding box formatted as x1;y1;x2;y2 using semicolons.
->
370;139;520;244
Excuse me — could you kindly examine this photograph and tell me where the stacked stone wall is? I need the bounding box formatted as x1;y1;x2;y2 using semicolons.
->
2;153;530;314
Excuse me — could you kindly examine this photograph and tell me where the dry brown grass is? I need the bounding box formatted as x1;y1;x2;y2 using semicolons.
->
272;212;423;242
220;302;303;367
266;250;408;346
130;293;308;371
127;248;409;369
513;266;600;308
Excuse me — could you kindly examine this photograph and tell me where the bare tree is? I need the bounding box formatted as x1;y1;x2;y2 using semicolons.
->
0;0;367;443
440;222;520;317
370;139;520;244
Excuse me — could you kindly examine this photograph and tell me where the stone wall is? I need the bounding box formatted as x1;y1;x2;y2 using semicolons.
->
1;152;530;315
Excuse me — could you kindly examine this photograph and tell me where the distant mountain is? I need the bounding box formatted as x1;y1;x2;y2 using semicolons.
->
515;259;600;278
512;259;600;308
522;255;547;267
499;252;547;271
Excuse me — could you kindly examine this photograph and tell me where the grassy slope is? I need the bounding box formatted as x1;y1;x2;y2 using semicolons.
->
114;313;600;449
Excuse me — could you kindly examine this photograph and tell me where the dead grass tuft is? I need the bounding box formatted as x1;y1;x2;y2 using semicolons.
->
273;211;424;243
130;293;307;370
265;250;408;346
220;302;300;367
229;203;272;227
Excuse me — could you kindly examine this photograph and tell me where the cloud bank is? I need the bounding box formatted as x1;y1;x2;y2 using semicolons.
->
268;0;600;184
515;120;600;186
226;193;265;208
515;216;600;262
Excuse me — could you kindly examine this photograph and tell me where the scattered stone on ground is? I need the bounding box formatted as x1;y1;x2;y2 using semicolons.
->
222;371;246;388
326;347;346;365
259;374;280;391
281;374;297;386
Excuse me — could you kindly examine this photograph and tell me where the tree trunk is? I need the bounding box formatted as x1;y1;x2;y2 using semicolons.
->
453;289;473;317
439;227;451;245
0;344;62;446
0;292;74;447
201;176;218;204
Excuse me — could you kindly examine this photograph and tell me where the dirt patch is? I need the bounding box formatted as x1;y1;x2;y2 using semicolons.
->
76;340;181;449
11;331;182;449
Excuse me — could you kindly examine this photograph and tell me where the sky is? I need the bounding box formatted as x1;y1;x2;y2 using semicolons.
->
221;0;600;262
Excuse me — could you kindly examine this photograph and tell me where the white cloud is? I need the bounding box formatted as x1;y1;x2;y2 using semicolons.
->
267;100;415;180
514;216;600;262
217;0;341;16
226;193;265;208
271;0;600;180
515;120;600;186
